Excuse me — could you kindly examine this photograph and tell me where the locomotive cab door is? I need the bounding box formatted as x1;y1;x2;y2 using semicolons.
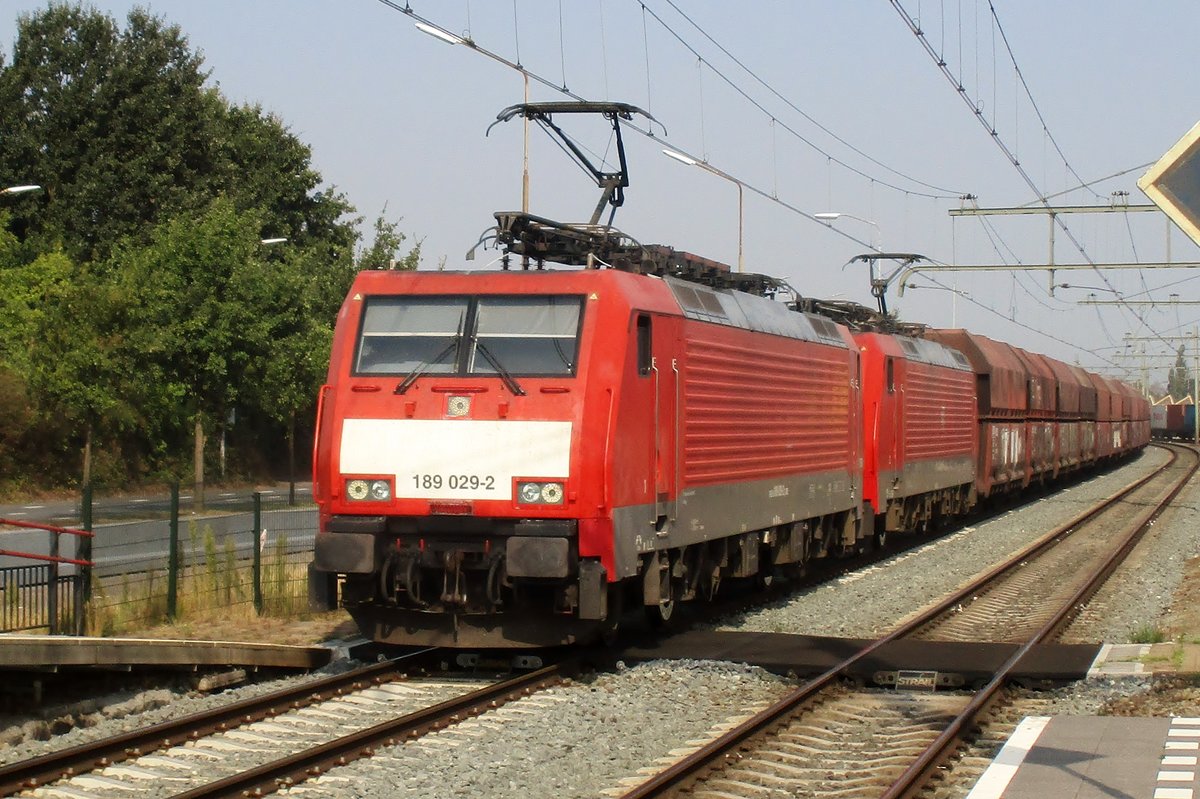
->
638;313;678;533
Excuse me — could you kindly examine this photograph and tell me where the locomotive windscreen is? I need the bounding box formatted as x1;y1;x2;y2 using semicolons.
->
354;294;583;376
355;297;467;375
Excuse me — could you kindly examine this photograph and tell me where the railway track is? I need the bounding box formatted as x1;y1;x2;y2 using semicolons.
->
913;442;1199;645
0;650;570;799
4;449;1190;799
615;443;1200;799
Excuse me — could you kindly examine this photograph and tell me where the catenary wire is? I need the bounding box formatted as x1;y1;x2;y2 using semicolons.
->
652;0;964;197
637;1;959;201
886;0;1171;352
382;1;1139;361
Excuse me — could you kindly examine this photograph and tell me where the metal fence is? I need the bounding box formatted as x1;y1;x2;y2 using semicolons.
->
0;564;83;634
0;513;94;635
0;484;318;636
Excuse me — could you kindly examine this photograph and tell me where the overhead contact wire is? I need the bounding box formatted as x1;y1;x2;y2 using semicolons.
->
378;1;881;252
887;0;1166;351
639;0;959;200
654;0;964;197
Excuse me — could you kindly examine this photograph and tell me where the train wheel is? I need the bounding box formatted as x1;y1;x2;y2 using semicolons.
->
644;582;677;628
600;586;623;645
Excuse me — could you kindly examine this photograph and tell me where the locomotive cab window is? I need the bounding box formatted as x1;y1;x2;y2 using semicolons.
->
469;296;582;376
353;294;583;377
636;314;652;376
355;297;467;375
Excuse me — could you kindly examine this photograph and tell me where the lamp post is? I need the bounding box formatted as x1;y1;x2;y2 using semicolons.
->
257;236;299;502
414;20;531;218
663;149;744;272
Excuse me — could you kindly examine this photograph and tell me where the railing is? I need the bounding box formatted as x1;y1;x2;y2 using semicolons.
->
0;516;94;635
0;483;318;636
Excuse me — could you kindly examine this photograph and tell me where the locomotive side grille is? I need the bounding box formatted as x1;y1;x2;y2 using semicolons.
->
903;362;977;460
682;330;851;484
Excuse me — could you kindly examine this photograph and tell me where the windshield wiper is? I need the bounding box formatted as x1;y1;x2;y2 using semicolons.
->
395;312;466;395
474;341;526;396
394;337;460;395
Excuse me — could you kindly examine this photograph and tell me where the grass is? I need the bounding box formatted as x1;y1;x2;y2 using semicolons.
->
87;523;313;636
1130;625;1168;644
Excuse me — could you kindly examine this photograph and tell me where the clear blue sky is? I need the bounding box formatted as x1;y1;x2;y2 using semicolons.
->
3;1;1198;384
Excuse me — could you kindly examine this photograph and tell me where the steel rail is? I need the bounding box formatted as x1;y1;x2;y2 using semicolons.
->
167;662;573;799
0;652;437;797
618;445;1187;798
880;443;1199;799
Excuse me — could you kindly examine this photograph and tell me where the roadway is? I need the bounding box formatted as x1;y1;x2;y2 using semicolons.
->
0;483;313;527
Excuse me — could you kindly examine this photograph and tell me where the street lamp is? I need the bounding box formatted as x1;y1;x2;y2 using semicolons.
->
260;237;287;245
813;211;880;251
1056;283;1117;293
414;21;464;45
0;184;42;197
907;281;971;326
663;149;744;272
907;282;970;299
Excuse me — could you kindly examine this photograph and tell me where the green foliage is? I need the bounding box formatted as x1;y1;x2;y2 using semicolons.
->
203;525;218;596
0;5;218;261
359;210;421;271
1168;346;1193;399
0;4;398;491
1131;625;1167;644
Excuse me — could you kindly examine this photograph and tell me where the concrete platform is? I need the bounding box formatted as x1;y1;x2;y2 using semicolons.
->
621;631;1102;685
1089;642;1200;676
966;715;1200;799
0;634;331;671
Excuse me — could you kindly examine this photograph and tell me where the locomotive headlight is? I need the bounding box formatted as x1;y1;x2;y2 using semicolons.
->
516;481;565;505
518;482;542;503
345;477;391;502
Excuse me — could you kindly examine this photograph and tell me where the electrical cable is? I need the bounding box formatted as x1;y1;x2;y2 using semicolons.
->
379;1;882;253
919;273;1119;366
985;1;1102;201
652;0;964;197
385;1;1166;362
886;0;1171;352
638;1;959;200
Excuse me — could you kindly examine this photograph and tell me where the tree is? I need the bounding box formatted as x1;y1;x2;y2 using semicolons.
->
0;5;220;261
0;4;369;491
358;209;421;271
213;104;357;256
1168;345;1193;400
26;269;143;486
116;199;278;504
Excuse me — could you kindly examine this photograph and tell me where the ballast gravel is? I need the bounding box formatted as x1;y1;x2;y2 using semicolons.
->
714;449;1187;642
0;657;363;764
281;659;791;799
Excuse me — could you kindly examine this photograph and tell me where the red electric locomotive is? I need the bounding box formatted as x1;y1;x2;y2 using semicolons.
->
312;225;869;647
854;330;977;537
309;102;1149;648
